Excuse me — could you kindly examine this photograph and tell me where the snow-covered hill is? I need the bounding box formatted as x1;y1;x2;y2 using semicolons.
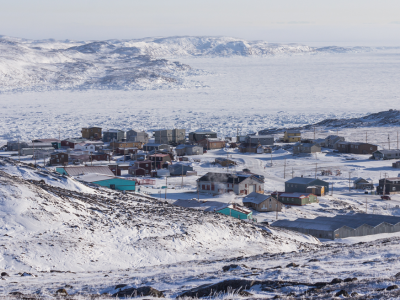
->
0;160;319;273
0;35;374;93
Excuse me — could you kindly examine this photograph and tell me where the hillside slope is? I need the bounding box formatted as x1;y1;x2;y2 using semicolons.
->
0;161;319;273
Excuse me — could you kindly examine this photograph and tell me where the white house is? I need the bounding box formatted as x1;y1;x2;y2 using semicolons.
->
74;143;96;153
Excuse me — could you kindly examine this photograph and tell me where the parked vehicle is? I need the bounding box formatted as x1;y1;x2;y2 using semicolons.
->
381;195;391;200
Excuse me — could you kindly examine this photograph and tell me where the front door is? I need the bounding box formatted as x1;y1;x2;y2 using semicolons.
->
248;184;255;193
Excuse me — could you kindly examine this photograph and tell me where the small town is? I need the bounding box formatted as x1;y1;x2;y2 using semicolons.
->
2;124;400;242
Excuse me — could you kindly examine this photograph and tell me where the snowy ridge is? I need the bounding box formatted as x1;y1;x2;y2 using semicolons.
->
0;160;319;273
0;35;375;93
259;110;400;134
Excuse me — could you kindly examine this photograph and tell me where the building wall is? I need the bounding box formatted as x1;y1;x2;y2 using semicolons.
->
94;178;136;191
217;208;251;220
285;180;329;193
82;127;102;140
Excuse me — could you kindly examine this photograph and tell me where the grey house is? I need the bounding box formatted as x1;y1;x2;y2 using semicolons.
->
353;178;374;190
197;172;265;195
154;129;186;145
168;164;194;176
175;144;204;156
293;143;321;154
102;129;125;142
189;131;217;143
126;130;149;143
245;135;274;146
285;177;329;194
325;135;345;148
373;149;400;160
7;141;29;151
242;192;282;212
142;143;171;152
272;214;400;240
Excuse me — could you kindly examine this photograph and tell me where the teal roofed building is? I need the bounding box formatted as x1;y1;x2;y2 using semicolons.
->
216;204;253;220
75;173;136;191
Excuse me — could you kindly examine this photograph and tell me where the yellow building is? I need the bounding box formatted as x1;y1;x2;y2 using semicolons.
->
283;130;301;143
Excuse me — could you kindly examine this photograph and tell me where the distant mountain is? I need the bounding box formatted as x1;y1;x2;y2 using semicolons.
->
0;35;374;93
259;110;400;134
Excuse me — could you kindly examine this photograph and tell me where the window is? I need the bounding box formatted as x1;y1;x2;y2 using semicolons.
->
393;187;396;191
245;184;247;188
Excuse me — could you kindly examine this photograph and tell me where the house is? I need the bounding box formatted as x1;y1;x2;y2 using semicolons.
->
74;143;96;153
126;130;149;144
20;147;55;156
197;172;265;195
175;145;204;156
102;129;125;142
7;141;29;151
32;139;62;149
61;138;88;148
154;129;186;145
272;214;400;240
373;150;400;160
198;138;226;150
285;177;329;194
81;127;102;140
75;173;136;191
128;160;152;176
142;143;171;152
293;143;321;154
242;192;282;212
353;178;374;190
68;150;90;164
325;135;345;148
109;141;136;150
189;131;218;143
215;157;236;167
335;142;378;154
91;152;110;161
377;177;400;195
115;147;138;155
149;153;172;169
168;164;194;176
393;161;400;168
245;135;274;146
56;166;115;176
216;204;253;220
277;193;318;206
50;152;69;166
108;163;130;176
283;130;301;143
239;143;259;153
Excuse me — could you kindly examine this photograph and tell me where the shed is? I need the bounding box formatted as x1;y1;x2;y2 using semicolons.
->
305;186;325;196
353;178;374;190
168;164;194;176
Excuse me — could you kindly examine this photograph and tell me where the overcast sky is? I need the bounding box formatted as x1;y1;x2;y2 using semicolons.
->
1;0;400;44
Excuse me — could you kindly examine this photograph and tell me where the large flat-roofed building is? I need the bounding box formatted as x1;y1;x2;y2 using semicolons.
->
272;214;400;240
285;177;329;194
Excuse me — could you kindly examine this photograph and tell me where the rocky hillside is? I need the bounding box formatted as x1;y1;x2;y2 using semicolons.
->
0;159;319;273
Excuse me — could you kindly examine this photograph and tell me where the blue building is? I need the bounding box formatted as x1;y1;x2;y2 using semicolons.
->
76;173;136;191
217;204;253;220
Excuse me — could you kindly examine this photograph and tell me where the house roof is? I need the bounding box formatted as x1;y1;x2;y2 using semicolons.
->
33;139;60;143
198;172;261;184
243;192;274;204
272;214;400;232
62;166;114;176
75;173;116;183
149;154;169;157
354;177;369;184
294;143;319;148
104;129;124;133
286;130;301;134
191;131;216;134
247;135;274;139
279;193;312;198
376;149;400;155
286;177;326;185
217;204;252;215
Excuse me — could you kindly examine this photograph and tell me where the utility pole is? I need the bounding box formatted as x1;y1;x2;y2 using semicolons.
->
315;163;318;179
90;153;93;166
276;192;279;220
197;181;200;201
366;131;368;143
270;151;273;166
283;159;286;179
292;168;294;179
388;134;391;150
366;197;368;214
331;182;333;196
18;138;20;163
397;131;399;149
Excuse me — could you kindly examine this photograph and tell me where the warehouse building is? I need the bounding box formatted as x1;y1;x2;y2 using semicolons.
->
272;214;400;240
285;177;329;194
